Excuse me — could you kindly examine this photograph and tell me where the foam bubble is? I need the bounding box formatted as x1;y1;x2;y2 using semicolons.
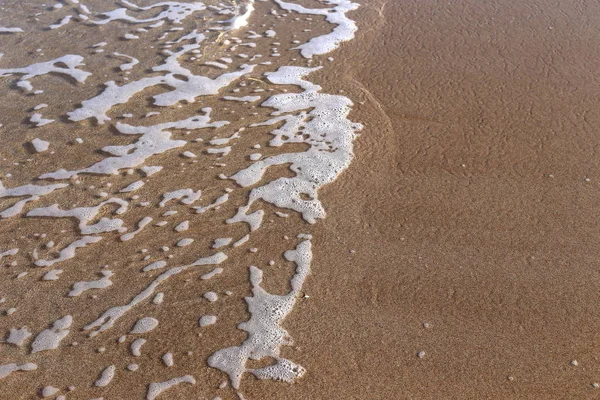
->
199;315;217;327
68;270;113;297
174;220;189;232
41;386;60;397
131;338;146;356
34;236;102;267
31;138;50;152
176;238;194;247
212;238;232;249
130;317;159;334
94;365;116;387
208;240;312;388
31;315;73;353
0;55;91;92
0;363;37;380
49;16;72;30
5;327;32;347
84;252;227;335
146;375;196;400
42;269;63;281
162;352;174;367
0;27;24;33
274;0;359;58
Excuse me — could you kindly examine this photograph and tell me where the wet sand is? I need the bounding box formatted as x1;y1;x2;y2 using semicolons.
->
268;0;600;398
2;0;600;399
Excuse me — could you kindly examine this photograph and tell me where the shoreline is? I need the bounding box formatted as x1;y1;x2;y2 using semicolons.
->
2;0;600;399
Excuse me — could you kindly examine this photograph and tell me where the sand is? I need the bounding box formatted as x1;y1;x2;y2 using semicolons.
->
1;0;600;399
268;1;600;398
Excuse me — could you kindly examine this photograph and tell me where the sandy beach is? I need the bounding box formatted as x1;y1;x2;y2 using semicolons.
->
1;0;600;399
276;1;600;398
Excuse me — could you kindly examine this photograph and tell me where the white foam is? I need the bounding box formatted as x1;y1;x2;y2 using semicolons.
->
43;269;63;281
194;193;229;214
113;52;140;71
34;236;102;267
176;238;194;247
68;270;113;297
27;198;128;235
229;66;362;223
199;315;217;327
94;2;206;25
142;166;163;176
31;315;73;353
162;352;174;367
143;261;167;272
85;252;227;335
153;293;164;305
30;114;54;127
204;61;228;69
0;55;91;92
160;189;201;207
41;386;60;397
174;220;189;232
209;130;240;146
5;327;32;346
146;375;196;400
0;1;365;396
204;291;218;302
120;180;145;193
208;240;312;388
233;0;255;28
226;206;263;231
274;0;359;58
206;146;231;156
94;365;115;387
130;317;159;334
120;216;152;241
0;248;18;259
30;138;50;153
0;363;37;380
212;238;232;249
43;113;228;179
0;27;24;33
201;268;223;280
67;63;254;124
50;15;72;30
130;338;146;356
127;363;139;372
0;181;68;218
223;95;261;102
233;234;250;247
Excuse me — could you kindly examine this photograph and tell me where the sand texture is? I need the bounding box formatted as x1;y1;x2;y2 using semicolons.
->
1;0;600;399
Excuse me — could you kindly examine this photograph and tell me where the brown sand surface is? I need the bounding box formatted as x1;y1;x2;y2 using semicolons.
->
2;0;600;399
258;0;600;399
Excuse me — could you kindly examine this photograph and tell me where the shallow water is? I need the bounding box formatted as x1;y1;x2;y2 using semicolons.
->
0;1;362;398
